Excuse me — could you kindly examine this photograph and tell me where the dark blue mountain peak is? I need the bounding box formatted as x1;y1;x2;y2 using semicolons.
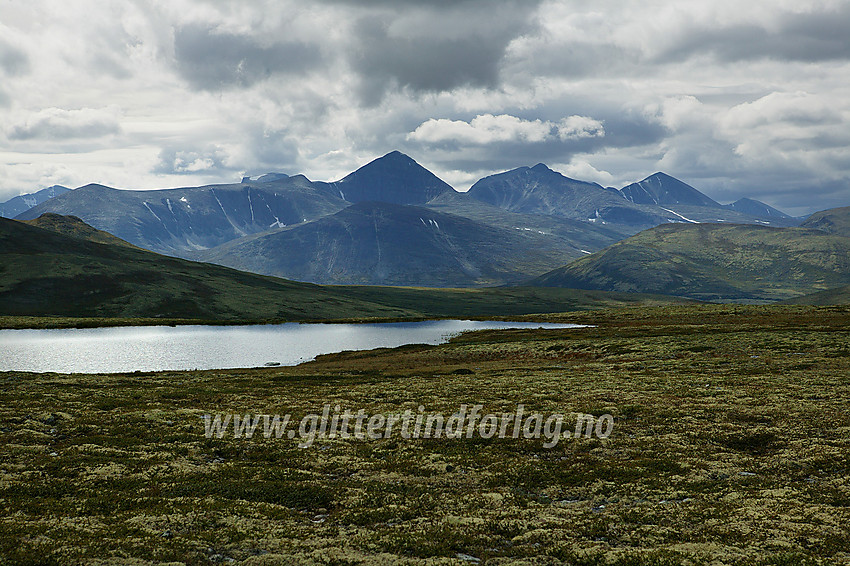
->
333;151;455;205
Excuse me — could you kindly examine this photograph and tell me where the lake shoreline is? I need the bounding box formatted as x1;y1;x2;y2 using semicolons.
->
0;313;579;331
0;320;588;374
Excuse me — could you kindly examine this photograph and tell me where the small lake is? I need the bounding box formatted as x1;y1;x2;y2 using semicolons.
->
0;320;586;374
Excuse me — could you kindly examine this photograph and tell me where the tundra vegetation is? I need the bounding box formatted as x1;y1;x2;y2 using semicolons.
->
1;305;848;565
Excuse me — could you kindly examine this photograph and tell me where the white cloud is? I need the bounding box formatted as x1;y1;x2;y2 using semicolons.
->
556;116;606;141
408;114;603;145
720;91;838;133
559;159;615;186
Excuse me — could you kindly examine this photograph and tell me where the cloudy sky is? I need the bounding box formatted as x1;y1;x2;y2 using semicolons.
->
1;0;849;215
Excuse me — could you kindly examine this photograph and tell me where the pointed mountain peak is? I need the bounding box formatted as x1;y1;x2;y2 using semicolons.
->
381;149;409;160
645;172;675;182
358;150;420;170
522;163;596;183
621;172;721;208
334;151;455;206
725;197;794;220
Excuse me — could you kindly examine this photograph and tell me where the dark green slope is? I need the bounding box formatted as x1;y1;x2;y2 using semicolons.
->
196;201;577;287
0;216;690;321
800;206;850;238
0;217;410;320
23;213;140;249
530;223;850;301
331;285;694;317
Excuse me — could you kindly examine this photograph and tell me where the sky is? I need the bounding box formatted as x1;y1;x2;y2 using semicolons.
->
1;0;849;216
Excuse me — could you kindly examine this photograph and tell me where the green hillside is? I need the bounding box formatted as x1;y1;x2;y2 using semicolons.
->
0;216;687;323
531;223;850;301
800;205;850;238
0;217;415;320
22;213;141;249
782;284;850;305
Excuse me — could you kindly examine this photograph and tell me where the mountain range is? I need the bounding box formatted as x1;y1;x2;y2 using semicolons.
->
14;151;814;289
16;176;348;255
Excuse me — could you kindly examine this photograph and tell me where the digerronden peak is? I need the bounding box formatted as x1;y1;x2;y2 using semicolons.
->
330;150;457;206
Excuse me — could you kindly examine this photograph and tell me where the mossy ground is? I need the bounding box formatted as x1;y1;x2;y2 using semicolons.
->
1;305;849;565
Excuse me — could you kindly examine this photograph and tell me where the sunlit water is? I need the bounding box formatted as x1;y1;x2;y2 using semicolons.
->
0;320;586;374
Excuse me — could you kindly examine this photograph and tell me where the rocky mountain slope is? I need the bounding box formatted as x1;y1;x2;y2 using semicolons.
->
0;185;70;218
18;176;347;255
194;201;573;286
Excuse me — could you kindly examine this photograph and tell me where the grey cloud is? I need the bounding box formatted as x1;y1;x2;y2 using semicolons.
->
354;21;504;95
708;173;850;217
242;129;301;173
8;108;121;141
507;41;637;80
318;0;486;6
0;40;29;76
90;51;134;80
173;24;323;90
346;0;542;103
658;5;850;64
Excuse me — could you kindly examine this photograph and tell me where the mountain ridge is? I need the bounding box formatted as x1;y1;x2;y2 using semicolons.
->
17;176;348;255
800;206;850;238
465;163;667;230
8;151;828;290
0;185;70;218
724;197;796;220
